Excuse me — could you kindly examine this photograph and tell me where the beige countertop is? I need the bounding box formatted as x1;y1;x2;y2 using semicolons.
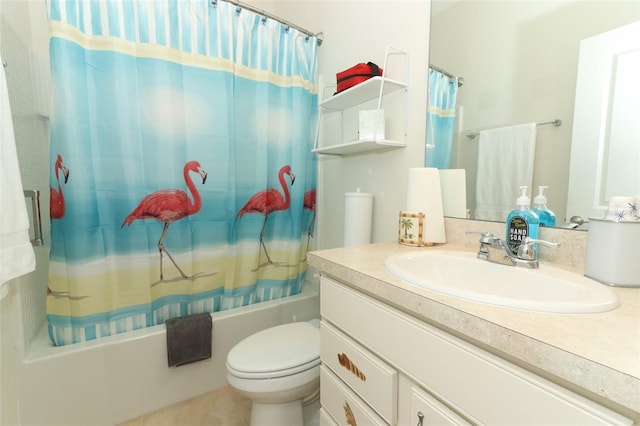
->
308;241;640;417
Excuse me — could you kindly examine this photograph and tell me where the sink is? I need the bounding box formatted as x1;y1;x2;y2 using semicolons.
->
384;250;619;314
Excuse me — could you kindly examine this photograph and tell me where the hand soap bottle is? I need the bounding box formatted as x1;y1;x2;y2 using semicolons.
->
532;186;556;227
506;186;539;254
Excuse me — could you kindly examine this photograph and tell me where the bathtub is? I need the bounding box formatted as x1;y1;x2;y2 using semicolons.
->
16;277;320;426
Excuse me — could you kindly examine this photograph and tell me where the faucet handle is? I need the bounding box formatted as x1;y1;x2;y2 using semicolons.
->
517;237;561;260
465;231;494;243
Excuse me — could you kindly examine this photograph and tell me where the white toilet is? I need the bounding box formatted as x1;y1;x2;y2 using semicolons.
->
226;320;321;426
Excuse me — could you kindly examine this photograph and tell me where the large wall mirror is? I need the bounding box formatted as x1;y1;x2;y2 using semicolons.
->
428;0;640;228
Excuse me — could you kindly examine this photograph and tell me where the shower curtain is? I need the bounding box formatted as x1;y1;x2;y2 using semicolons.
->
425;68;458;168
46;0;318;346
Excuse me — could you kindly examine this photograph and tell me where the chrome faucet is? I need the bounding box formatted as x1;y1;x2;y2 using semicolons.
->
466;232;560;269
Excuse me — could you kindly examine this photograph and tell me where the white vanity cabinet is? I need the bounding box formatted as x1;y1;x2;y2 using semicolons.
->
319;275;633;425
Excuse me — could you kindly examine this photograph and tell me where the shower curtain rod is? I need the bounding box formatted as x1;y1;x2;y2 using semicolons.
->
217;0;324;46
430;64;464;87
465;119;563;139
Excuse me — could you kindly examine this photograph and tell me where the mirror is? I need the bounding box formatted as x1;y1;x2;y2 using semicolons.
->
428;0;640;227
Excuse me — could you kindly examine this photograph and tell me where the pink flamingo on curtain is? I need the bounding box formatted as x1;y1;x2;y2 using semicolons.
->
236;165;295;270
50;154;69;219
48;154;71;297
122;161;207;281
303;188;316;255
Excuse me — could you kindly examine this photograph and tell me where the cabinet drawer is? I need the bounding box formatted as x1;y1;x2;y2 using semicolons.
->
321;321;397;424
411;385;471;426
321;365;387;426
321;276;632;425
320;408;338;426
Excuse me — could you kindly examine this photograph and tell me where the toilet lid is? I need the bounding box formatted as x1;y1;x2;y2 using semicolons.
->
227;322;320;379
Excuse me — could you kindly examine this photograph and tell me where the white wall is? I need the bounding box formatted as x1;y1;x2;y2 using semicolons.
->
272;1;431;249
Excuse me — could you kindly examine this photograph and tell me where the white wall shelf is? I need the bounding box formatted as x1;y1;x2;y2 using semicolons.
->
319;77;407;111
313;47;409;157
312;139;406;156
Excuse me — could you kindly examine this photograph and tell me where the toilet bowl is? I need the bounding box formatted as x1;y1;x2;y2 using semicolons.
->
226;320;321;426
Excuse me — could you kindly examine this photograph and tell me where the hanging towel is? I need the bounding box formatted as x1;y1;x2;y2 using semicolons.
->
165;313;213;367
0;58;36;296
475;123;536;221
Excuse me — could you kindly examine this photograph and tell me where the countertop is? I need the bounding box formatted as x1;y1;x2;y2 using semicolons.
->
308;242;640;416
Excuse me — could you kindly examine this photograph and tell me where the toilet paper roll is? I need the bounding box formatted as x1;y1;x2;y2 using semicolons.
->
406;168;446;243
343;191;373;247
439;169;467;219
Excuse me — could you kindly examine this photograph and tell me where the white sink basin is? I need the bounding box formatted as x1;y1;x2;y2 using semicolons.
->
384;250;619;314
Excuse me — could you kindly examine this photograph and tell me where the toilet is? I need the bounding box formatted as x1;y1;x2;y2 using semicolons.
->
226;320;321;426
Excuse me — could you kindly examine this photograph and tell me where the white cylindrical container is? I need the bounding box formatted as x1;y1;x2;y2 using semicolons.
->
343;190;373;247
585;218;640;287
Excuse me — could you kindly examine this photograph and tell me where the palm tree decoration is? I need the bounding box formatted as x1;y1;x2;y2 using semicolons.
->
401;218;414;238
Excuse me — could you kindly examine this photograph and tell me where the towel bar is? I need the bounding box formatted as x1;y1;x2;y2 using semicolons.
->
466;119;562;139
23;190;43;246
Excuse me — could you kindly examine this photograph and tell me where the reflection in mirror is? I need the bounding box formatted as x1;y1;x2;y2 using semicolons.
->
567;20;640;221
428;0;640;227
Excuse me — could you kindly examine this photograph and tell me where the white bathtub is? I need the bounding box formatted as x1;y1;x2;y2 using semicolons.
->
16;278;320;426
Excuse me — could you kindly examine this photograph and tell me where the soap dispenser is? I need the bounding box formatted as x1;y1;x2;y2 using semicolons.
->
532;186;556;227
506;186;539;254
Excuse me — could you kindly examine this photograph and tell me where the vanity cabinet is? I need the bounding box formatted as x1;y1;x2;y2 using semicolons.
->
313;47;408;157
319;275;632;425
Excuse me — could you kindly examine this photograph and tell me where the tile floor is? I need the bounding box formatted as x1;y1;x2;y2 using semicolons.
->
118;386;251;426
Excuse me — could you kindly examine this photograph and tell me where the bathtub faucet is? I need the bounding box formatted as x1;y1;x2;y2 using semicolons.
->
466;232;560;269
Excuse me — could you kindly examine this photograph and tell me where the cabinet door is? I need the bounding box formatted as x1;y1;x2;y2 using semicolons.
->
411;385;471;426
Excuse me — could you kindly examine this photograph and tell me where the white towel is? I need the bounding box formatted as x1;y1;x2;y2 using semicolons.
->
475;123;536;221
0;59;36;294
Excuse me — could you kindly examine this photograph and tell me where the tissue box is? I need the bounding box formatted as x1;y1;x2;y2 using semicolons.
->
359;110;385;141
398;211;426;247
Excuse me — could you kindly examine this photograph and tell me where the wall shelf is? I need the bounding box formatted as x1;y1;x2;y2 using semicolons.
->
312;139;406;156
319;77;407;111
313;47;409;157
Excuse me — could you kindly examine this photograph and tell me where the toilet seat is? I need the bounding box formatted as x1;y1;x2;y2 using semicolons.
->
227;322;320;380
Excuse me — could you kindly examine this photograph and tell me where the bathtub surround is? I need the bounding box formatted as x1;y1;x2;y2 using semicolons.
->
14;280;319;426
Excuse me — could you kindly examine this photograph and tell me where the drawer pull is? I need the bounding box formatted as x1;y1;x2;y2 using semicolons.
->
337;352;366;381
416;411;424;426
344;401;357;426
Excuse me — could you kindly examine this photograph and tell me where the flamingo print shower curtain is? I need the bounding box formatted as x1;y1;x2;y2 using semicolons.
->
425;68;458;168
46;0;318;346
